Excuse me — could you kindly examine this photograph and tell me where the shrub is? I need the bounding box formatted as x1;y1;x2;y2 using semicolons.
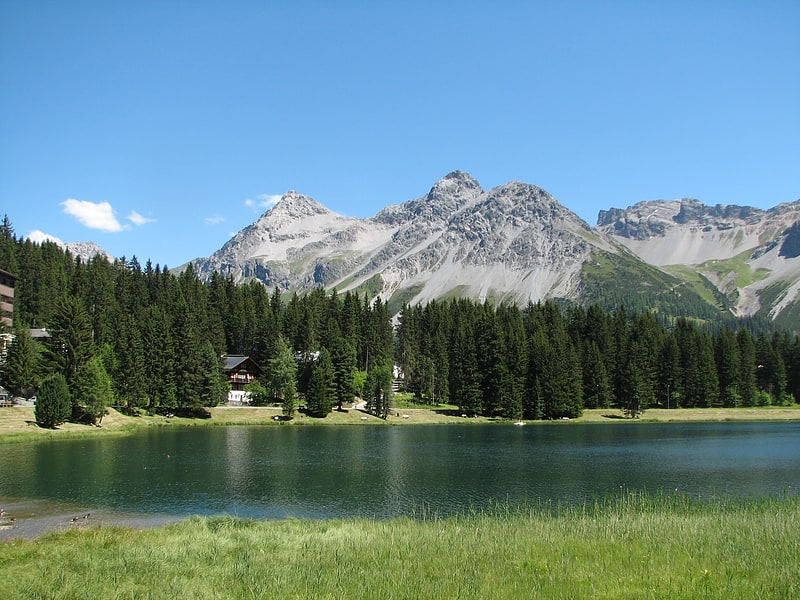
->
34;373;72;428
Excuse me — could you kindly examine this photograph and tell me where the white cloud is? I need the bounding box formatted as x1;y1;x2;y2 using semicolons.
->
127;210;156;226
205;216;226;225
61;199;126;232
27;230;64;246
245;193;282;212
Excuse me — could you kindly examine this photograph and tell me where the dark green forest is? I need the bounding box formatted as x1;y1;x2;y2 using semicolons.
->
1;215;799;423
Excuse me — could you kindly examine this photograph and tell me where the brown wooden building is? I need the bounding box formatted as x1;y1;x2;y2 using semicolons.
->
222;354;262;405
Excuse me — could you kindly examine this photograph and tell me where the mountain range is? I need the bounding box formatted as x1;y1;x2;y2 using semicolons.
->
185;171;800;330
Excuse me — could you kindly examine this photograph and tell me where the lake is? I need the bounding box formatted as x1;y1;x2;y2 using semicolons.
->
2;422;799;536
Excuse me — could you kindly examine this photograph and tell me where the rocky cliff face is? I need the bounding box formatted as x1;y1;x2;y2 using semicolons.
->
596;198;795;266
597;197;800;323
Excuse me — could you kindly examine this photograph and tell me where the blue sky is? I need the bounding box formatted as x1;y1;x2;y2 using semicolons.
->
1;0;798;268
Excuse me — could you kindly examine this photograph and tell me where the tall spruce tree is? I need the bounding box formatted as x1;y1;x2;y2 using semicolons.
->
755;333;786;404
306;348;334;417
1;325;41;397
715;329;742;407
172;296;206;410
658;332;681;408
736;328;758;407
329;334;356;410
582;341;611;409
113;312;148;409
267;335;297;418
198;341;227;408
449;318;481;415
476;308;503;416
0;214;19;274
140;305;177;411
47;294;94;385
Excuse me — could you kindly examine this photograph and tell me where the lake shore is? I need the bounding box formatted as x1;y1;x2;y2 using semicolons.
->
2;407;799;542
2;404;800;445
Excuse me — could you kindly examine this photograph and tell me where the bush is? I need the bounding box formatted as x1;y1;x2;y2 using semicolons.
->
34;374;72;428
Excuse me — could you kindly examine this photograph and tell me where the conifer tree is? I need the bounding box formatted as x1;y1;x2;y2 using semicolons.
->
736;328;758;407
81;255;118;347
497;304;527;418
540;325;583;419
784;336;800;404
0;214;19;274
1;325;41;397
365;363;393;419
113;312;148;409
619;339;646;418
658;333;681;408
582;341;611;409
477;308;503;416
329;334;356;410
138;306;176;410
172;296;206;410
524;330;547;420
715;329;742;407
362;297;394;371
198;341;227;408
395;305;420;394
72;354;114;424
426;313;451;405
449;318;481;415
340;291;362;348
679;324;719;407
35;373;72;428
306;348;334;417
46;294;94;384
754;333;787;404
267;335;297;418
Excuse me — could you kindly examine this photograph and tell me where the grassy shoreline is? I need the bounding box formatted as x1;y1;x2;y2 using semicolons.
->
2;404;800;445
1;493;798;599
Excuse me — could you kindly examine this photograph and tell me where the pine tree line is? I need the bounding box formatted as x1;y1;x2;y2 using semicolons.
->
396;299;800;419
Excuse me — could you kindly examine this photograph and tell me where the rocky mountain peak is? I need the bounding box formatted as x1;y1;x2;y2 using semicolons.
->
267;191;332;220
373;170;484;226
65;241;115;263
415;170;484;217
425;170;482;201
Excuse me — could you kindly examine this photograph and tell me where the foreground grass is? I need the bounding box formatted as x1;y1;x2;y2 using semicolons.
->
1;494;798;599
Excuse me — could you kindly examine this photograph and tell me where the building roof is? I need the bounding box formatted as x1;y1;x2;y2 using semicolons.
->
222;354;262;374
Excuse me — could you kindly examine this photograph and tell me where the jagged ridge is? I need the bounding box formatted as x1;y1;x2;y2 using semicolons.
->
186;172;800;328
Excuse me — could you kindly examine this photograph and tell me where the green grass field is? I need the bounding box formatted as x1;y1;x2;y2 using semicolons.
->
1;493;798;599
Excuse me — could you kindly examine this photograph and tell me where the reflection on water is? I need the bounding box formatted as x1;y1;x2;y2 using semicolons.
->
1;422;799;529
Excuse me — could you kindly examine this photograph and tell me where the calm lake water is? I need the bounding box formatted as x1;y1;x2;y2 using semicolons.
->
2;422;799;534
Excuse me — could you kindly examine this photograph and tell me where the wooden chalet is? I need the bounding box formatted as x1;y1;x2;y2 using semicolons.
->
222;354;262;405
